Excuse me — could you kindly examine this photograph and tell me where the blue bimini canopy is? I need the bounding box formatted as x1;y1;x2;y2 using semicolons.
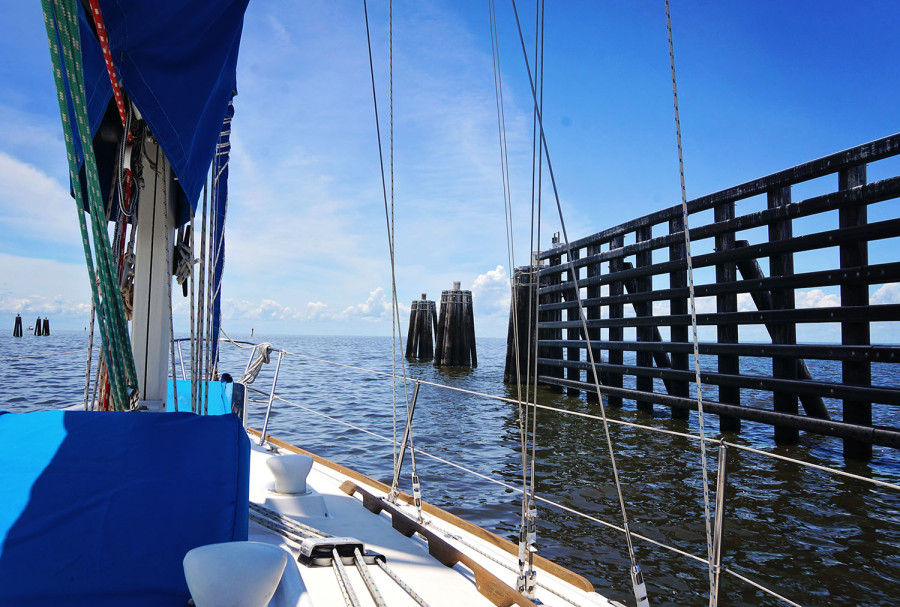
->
78;0;250;225
0;411;250;606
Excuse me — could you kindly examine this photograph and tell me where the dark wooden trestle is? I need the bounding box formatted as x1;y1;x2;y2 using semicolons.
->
522;134;900;460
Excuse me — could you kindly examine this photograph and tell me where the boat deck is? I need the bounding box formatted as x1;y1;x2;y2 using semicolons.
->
247;437;618;607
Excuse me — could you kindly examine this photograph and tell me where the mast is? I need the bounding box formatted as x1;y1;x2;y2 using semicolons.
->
131;132;177;411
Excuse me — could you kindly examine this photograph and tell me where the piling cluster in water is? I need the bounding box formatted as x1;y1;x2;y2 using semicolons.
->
405;282;477;368
12;315;49;337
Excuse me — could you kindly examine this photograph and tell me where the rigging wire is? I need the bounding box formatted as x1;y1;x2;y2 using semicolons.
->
506;1;647;600
362;0;416;498
83;309;95;411
486;0;534;594
389;0;399;488
159;145;179;412
526;0;546;593
189;184;200;413
664;2;717;603
241;343;900;492
248;384;814;606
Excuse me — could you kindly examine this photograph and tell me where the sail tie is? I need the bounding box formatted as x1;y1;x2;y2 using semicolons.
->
239;342;274;385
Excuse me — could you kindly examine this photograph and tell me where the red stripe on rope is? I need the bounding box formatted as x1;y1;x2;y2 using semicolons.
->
87;0;127;127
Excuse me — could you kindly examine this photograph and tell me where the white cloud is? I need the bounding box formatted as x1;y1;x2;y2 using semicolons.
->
0;253;91;320
471;265;510;317
339;287;393;322
220;287;398;326
737;292;756;312
795;288;840;309
872;283;900;305
0;293;90;318
0;152;80;245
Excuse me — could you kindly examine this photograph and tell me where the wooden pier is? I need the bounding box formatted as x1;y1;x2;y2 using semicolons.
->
523;134;900;460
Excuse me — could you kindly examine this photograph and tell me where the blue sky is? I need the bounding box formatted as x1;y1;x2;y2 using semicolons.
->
1;1;899;339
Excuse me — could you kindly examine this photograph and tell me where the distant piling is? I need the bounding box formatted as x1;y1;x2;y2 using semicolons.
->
434;282;477;367
13;314;23;337
406;294;436;361
34;317;42;336
42;317;50;336
504;266;538;384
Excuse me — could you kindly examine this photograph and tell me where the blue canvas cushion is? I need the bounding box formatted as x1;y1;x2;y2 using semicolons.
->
0;410;249;606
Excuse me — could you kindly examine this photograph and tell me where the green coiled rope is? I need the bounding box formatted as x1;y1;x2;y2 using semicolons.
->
41;0;137;411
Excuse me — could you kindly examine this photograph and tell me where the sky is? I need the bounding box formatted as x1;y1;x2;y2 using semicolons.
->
1;1;899;339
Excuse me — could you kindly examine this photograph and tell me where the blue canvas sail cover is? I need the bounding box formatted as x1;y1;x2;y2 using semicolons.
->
77;0;250;225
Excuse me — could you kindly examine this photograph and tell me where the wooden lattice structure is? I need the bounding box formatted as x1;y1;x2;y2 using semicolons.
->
522;134;900;460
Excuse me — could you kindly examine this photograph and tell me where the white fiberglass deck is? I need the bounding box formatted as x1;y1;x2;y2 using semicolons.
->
246;437;619;607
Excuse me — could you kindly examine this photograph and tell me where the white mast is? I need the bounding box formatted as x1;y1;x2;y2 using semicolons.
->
132;132;176;411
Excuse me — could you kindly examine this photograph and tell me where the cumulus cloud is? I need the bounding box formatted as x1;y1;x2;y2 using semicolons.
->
872;283;900;305
737;292;756;312
470;265;510;320
0;293;90;317
795;288;840;309
0;152;79;245
0;253;92;321
220;287;397;325
339;287;392;321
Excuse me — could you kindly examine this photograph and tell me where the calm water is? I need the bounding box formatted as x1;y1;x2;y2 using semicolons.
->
2;330;898;606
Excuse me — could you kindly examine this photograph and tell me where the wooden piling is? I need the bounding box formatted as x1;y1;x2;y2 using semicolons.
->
635;226;654;412
504;266;538;385
13;314;23;337
607;235;625;407
622;262;674;393
565;249;581;396
715;201;741;432
406;294;435;361
434;282;477;367
768;186;800;445
586;244;603;402
42;317;50;336
34;317;42;337
839;164;871;461
734;240;829;420
541;245;564;389
668;215;690;419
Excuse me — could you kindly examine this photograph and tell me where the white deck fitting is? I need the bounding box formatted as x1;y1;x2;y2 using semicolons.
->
247;440;621;607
